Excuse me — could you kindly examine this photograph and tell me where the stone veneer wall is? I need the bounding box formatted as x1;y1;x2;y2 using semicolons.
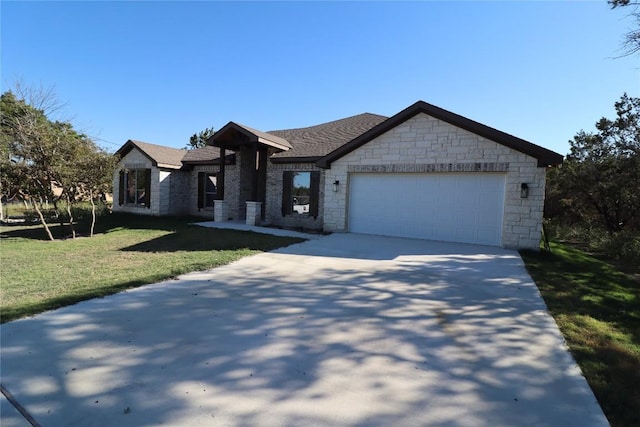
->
113;147;192;217
188;164;218;218
322;112;547;250
112;148;159;216
237;147;255;221
113;148;244;219
186;163;240;220
265;162;325;230
223;163;241;221
159;170;190;216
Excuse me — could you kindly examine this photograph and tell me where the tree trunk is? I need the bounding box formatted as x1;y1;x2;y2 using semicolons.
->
65;194;76;239
33;201;55;241
0;196;4;222
52;198;65;234
90;190;96;238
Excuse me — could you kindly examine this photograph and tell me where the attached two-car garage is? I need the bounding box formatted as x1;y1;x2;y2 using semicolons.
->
348;173;506;246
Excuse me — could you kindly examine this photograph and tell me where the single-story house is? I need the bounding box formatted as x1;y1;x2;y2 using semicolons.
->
113;100;562;249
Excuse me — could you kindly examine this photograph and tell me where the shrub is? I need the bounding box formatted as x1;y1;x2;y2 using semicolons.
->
598;231;640;267
545;220;640;268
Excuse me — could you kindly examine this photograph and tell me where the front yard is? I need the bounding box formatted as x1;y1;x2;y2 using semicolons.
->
0;214;303;323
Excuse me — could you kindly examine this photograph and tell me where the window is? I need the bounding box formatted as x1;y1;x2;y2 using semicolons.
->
198;172;217;209
282;171;320;217
292;172;310;214
118;169;151;208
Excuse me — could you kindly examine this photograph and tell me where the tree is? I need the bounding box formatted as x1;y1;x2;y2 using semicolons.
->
1;87;116;239
75;147;117;237
186;127;215;149
552;94;640;233
1;90;62;239
609;0;640;56
53;125;113;238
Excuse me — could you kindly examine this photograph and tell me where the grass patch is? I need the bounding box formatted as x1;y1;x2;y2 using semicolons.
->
1;214;304;323
521;242;640;427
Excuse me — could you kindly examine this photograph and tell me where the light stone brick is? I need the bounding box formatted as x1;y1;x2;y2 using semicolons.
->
322;112;548;250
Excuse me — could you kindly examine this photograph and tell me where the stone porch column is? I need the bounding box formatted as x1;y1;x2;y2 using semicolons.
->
213;200;228;222
245;201;262;226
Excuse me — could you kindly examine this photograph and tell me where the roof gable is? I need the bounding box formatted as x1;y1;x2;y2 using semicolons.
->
209;122;293;151
116;140;186;169
316;101;563;168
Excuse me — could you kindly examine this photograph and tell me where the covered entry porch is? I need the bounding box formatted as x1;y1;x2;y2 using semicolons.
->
208;122;291;224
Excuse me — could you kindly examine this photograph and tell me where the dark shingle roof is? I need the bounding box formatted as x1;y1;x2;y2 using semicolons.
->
268;113;388;160
118;101;561;170
116;140;186;169
182;146;221;163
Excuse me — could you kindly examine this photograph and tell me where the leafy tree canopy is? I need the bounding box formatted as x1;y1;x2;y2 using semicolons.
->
549;94;640;233
1;88;116;239
187;127;215;149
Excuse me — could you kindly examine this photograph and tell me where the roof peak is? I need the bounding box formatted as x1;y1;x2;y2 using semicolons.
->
116;139;186;169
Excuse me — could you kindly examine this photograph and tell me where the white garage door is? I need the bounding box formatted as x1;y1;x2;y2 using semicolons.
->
348;173;506;246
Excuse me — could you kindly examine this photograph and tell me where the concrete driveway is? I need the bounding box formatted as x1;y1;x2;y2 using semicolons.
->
1;234;608;426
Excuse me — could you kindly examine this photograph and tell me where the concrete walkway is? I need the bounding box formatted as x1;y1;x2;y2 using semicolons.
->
193;220;322;239
1;234;608;426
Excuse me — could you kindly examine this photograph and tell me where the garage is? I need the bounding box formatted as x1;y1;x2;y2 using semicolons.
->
348;173;506;246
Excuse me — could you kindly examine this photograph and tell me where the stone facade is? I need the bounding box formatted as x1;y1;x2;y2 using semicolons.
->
245;201;262;226
113;148;197;217
322;112;547;250
113;109;552;249
161;170;190;216
112;148;160;216
221;163;241;221
188;164;219;219
265;162;325;230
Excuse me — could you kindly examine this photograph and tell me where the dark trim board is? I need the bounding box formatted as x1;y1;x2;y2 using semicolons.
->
270;156;322;164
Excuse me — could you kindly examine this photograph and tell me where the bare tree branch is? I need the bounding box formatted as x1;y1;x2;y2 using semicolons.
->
609;0;640;56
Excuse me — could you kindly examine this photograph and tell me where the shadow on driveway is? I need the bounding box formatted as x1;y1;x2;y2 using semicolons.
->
1;234;608;426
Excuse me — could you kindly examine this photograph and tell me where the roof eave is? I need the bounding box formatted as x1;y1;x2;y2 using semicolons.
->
156;163;184;170
271;156;322;164
210;122;292;152
181;154;237;166
257;136;292;152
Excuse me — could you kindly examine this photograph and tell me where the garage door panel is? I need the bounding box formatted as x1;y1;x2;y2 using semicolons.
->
348;173;505;246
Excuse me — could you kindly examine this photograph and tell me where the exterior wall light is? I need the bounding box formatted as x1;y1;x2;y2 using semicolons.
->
333;180;340;192
520;183;529;199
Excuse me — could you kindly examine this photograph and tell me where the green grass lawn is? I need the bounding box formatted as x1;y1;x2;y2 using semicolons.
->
521;242;640;427
0;214;303;323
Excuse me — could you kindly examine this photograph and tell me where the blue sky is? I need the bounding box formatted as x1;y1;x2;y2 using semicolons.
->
2;1;638;156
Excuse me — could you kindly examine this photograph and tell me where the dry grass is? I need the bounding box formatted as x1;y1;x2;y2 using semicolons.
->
0;214;303;323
